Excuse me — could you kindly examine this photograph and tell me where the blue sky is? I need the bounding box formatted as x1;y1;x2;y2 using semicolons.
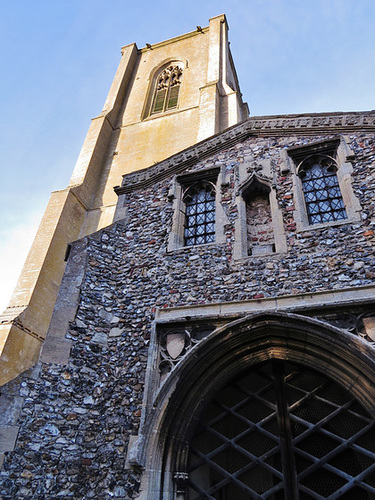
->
0;0;374;311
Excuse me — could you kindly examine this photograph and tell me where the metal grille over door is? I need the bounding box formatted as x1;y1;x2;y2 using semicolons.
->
187;360;375;499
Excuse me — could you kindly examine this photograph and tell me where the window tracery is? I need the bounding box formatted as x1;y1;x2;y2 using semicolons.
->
151;64;183;115
287;138;361;230
167;168;221;252
299;154;347;225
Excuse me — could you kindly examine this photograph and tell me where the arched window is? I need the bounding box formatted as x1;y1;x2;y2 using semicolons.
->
167;168;220;251
299;154;347;225
151;64;183;115
183;181;216;246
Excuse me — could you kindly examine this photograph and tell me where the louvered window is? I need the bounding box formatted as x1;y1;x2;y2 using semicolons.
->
300;156;347;225
151;65;183;115
183;181;216;246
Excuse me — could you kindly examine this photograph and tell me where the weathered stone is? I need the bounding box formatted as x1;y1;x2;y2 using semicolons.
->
109;327;123;337
91;332;107;345
363;317;375;341
0;425;19;452
98;309;113;323
39;424;60;436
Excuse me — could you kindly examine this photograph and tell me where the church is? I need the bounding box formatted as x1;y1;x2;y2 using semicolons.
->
1;14;375;499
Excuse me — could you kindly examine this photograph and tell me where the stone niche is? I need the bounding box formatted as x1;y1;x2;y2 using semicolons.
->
243;176;275;256
246;190;275;255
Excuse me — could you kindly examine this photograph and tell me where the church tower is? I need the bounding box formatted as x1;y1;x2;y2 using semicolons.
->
0;15;248;384
1;14;375;499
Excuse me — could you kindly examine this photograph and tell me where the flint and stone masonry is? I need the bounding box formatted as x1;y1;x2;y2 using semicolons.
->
1;15;375;500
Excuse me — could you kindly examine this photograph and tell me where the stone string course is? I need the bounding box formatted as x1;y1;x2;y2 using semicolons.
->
1;132;375;498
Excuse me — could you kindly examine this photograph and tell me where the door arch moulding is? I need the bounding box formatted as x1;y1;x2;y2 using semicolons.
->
130;312;375;499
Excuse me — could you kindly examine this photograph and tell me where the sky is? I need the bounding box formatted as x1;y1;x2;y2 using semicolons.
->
0;0;374;312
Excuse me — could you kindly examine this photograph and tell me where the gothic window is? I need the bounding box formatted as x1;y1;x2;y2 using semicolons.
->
167;168;221;252
151;64;183;115
287;138;361;230
183;181;216;246
299;155;347;225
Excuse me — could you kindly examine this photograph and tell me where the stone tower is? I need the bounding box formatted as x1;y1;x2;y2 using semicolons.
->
1;15;375;500
0;14;248;385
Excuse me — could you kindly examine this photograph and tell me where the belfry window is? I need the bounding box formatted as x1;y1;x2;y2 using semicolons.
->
151;65;183;114
299;155;347;225
183;181;215;246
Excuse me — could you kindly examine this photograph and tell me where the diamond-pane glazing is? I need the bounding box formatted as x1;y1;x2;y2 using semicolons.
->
184;183;216;246
301;160;347;225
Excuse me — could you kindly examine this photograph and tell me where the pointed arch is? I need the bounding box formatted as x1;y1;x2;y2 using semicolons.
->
234;172;287;258
142;58;187;119
239;172;272;199
240;174;275;255
287;137;362;230
133;312;375;499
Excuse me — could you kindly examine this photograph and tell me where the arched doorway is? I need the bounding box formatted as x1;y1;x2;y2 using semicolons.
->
134;313;375;499
187;359;375;499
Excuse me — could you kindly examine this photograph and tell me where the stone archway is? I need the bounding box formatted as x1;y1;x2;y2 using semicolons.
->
134;313;375;499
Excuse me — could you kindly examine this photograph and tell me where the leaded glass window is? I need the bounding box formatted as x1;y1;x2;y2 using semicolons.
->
300;156;347;225
183;182;215;246
151;65;183;115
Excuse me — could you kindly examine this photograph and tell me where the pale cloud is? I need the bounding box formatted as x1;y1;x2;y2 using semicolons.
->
0;212;43;313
